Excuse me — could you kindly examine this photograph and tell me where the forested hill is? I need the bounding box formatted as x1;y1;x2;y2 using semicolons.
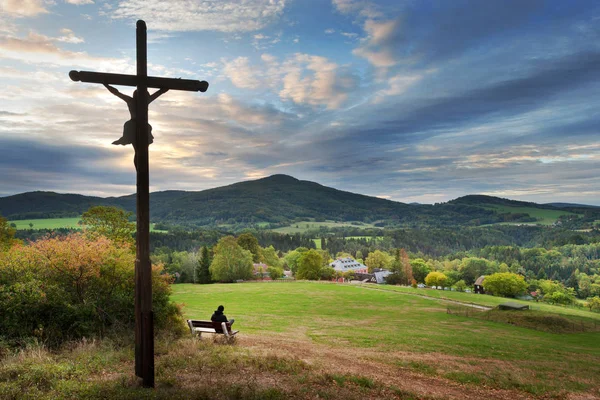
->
0;175;595;228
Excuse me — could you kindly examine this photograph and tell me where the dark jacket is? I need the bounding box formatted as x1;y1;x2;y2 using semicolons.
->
211;310;228;323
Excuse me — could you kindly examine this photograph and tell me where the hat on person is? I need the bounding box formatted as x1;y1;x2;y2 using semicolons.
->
217;305;224;311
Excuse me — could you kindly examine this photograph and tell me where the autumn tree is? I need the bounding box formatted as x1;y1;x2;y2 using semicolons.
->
210;236;253;282
0;215;17;251
81;206;135;247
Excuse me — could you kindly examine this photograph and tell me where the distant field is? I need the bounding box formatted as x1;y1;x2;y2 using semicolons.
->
273;220;376;234
313;236;383;248
9;217;166;232
173;282;600;397
9;217;82;230
484;205;577;225
378;285;600;321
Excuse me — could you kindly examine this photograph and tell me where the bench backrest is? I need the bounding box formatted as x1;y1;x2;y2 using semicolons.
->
188;320;214;329
212;321;230;333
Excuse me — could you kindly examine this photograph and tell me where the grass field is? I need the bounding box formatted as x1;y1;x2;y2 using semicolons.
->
484;205;576;225
381;286;600;321
172;282;600;397
2;281;599;399
272;220;376;234
9;217;166;232
9;217;83;230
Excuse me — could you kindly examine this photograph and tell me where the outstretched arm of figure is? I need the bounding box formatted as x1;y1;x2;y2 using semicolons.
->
103;84;132;103
148;88;169;104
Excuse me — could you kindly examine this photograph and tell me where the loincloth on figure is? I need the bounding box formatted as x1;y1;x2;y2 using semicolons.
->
112;119;154;146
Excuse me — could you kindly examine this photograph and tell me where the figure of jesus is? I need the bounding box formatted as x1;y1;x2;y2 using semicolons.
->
103;84;168;167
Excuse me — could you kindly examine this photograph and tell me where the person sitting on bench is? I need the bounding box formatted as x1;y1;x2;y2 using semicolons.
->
211;305;234;327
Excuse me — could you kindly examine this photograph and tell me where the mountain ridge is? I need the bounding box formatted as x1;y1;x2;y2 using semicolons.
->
1;175;596;228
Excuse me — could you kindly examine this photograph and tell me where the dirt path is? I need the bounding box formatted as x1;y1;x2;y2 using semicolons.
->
240;334;537;400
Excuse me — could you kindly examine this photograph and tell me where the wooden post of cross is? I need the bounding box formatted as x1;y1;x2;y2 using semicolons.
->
69;20;209;388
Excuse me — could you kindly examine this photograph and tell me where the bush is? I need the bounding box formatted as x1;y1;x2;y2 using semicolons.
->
0;233;182;347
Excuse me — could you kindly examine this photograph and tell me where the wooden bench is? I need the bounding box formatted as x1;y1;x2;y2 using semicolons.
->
186;319;239;340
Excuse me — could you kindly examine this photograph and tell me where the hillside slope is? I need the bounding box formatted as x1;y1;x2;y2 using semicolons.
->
0;175;590;228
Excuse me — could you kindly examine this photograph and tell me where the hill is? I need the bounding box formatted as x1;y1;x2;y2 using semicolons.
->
1;175;595;229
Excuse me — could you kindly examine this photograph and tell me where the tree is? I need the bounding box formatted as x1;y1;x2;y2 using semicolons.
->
355;250;363;261
284;247;308;276
410;258;431;283
237;233;261;263
365;250;392;273
482;272;527;297
210;236;253;282
0;215;17;251
195;246;212;284
400;249;413;284
261;245;282;268
585;296;600;312
81;206;135;247
425;271;448;288
454;280;467;292
296;249;323;280
267;266;284;280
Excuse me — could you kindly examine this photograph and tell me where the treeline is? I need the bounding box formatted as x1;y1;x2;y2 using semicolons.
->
319;226;600;258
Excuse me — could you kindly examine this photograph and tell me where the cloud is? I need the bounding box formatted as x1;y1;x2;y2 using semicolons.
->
65;0;94;4
332;0;381;19
222;57;263;89
279;54;359;109
223;53;360;110
0;30;131;70
0;0;48;17
56;28;84;44
112;0;286;33
371;72;425;103
353;18;401;68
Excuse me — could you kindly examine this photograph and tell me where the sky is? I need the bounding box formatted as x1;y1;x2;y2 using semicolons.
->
0;0;599;205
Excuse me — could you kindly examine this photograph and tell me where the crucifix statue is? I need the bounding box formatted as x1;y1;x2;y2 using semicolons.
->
68;20;209;388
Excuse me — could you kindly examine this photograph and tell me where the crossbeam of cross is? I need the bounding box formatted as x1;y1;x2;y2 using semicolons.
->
68;20;209;388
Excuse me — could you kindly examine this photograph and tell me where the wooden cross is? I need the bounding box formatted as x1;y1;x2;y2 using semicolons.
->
68;20;209;388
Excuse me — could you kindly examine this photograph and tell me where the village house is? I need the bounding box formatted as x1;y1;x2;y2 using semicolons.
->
252;263;272;280
329;257;368;274
474;276;486;294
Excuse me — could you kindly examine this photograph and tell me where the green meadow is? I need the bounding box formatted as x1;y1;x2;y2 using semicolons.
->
484;205;576;225
272;220;376;234
9;217;165;232
9;217;83;230
172;281;600;396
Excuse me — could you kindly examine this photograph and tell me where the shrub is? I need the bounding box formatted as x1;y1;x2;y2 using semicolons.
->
0;233;182;347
